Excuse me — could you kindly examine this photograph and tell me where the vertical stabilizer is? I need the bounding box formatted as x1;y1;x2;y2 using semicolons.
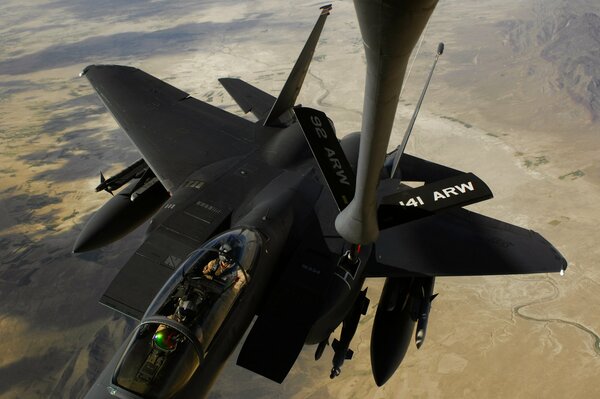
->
263;5;332;127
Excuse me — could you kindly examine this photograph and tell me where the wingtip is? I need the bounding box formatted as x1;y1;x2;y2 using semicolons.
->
79;65;93;77
80;64;139;78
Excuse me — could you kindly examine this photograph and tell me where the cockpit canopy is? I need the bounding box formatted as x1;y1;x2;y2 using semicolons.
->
112;228;262;398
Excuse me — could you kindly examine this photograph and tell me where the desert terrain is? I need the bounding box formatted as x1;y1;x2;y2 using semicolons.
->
0;0;599;398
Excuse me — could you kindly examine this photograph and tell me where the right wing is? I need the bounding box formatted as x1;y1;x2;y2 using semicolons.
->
82;65;256;192
369;209;567;277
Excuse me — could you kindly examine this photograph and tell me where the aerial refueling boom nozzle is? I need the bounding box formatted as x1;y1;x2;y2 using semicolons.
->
335;0;439;244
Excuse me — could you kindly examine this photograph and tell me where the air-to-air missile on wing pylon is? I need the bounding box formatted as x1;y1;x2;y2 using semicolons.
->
74;1;566;398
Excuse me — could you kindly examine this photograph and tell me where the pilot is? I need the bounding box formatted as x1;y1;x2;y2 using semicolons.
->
202;243;240;286
173;295;197;322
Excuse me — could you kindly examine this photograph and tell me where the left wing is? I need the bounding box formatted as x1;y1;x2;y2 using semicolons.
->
82;65;257;191
368;209;567;277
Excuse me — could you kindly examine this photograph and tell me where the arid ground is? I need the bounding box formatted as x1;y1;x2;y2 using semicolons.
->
1;0;599;398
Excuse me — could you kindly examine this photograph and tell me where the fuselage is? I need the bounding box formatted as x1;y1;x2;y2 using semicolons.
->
86;116;366;399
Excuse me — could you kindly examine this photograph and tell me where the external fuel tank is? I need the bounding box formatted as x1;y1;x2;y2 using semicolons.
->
370;277;416;386
73;177;169;253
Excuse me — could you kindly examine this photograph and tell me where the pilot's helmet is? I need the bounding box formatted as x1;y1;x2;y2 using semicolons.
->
218;243;234;264
175;299;196;321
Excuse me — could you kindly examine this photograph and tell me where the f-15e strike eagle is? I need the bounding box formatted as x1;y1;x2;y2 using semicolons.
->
75;1;566;398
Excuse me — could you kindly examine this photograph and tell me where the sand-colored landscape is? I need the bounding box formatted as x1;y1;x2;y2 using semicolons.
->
1;0;599;397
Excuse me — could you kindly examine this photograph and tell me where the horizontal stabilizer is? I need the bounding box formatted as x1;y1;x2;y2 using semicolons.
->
294;106;356;210
368;209;567;277
378;172;493;229
218;78;276;120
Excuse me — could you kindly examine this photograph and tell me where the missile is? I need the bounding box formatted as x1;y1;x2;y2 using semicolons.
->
73;177;169;253
96;158;147;194
314;339;329;361
330;288;369;379
415;277;436;349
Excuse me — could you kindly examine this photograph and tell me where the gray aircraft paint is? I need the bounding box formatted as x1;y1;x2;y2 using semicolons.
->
335;0;439;244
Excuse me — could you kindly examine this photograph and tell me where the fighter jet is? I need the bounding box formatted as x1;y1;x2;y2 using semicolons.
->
76;1;566;398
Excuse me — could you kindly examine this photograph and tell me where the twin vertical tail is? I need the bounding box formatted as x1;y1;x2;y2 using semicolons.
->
263;5;332;127
281;4;492;232
292;36;492;234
